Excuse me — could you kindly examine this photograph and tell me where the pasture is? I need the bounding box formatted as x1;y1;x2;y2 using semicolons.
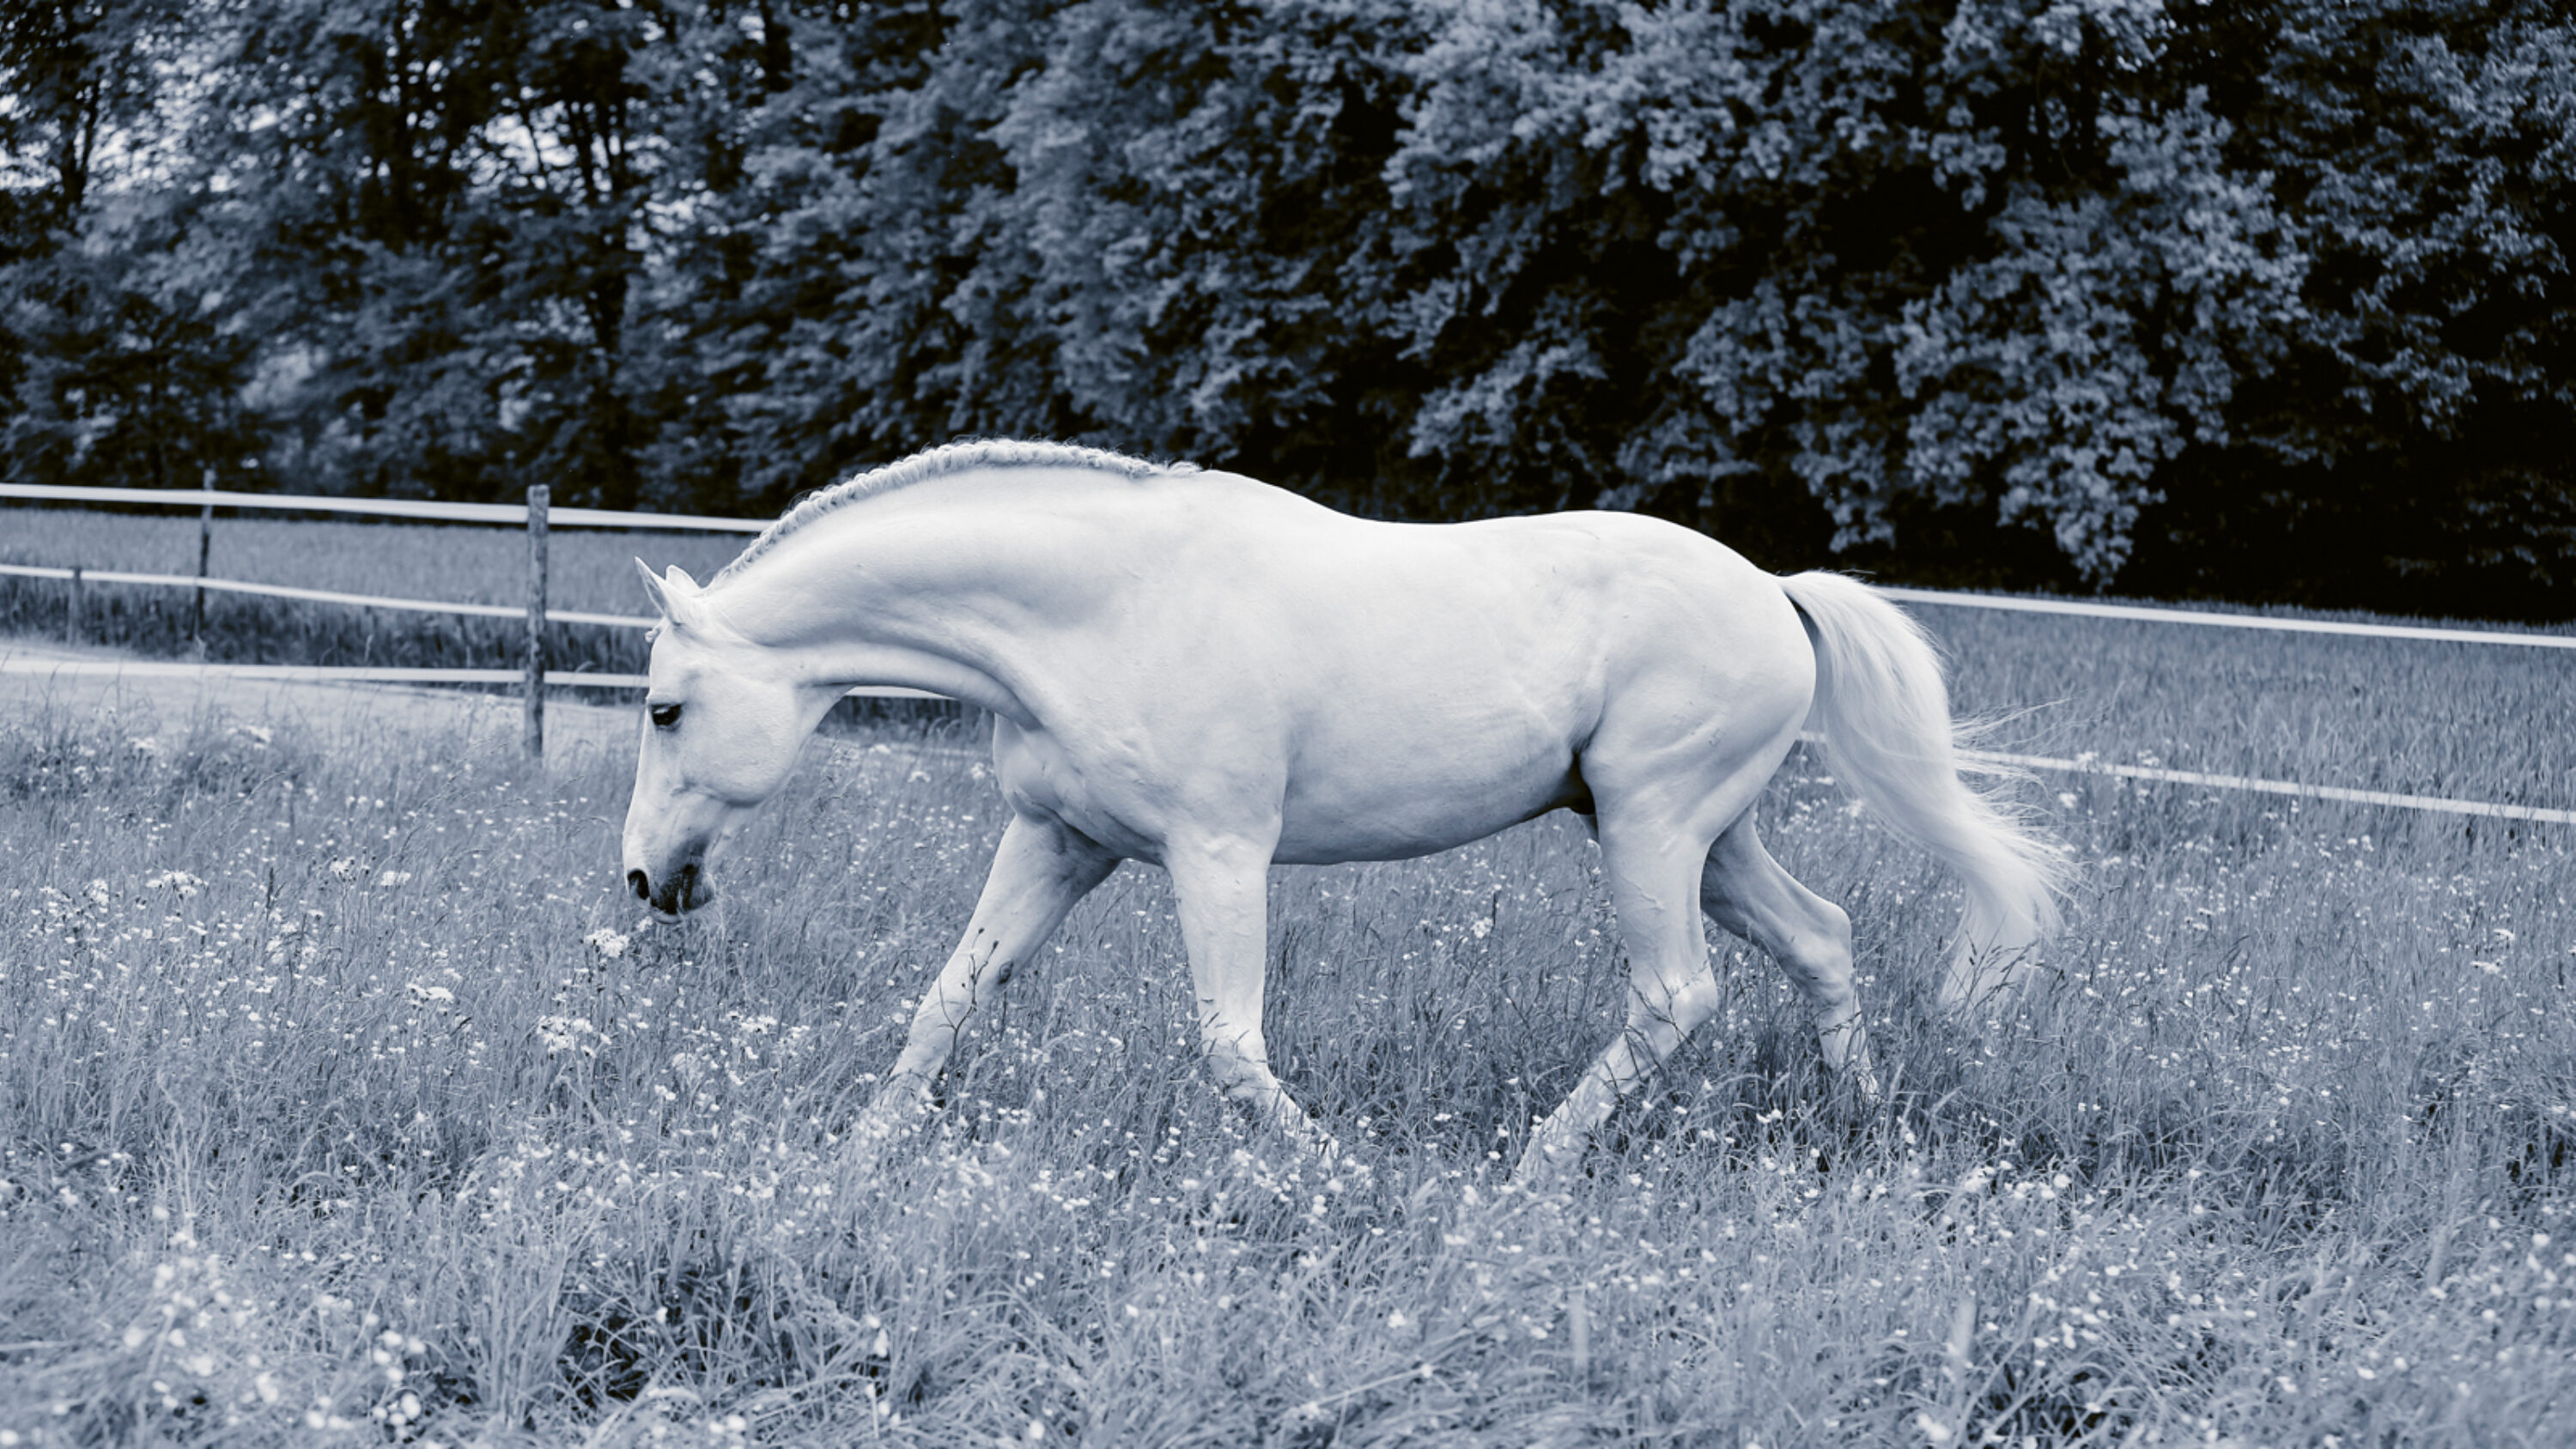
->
3;513;2573;1446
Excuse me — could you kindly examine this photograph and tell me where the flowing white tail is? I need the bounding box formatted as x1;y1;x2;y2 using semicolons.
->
1777;571;2071;1009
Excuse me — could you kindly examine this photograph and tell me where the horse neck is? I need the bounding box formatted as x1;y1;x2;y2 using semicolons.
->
705;486;1102;712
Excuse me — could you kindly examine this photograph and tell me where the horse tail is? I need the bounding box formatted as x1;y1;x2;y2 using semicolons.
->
1774;570;2071;1009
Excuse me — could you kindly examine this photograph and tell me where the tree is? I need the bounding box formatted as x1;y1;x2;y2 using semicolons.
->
192;0;710;506
9;0;2571;614
1;0;254;493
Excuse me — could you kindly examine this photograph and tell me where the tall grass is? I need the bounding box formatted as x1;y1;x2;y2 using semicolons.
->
3;609;2571;1445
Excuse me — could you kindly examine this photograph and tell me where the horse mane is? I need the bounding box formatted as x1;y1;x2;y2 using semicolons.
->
711;439;1197;586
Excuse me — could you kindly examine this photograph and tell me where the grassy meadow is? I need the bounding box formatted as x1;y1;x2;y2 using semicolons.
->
3;508;2575;1446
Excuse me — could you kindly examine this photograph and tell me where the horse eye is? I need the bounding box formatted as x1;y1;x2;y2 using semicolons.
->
650;702;682;729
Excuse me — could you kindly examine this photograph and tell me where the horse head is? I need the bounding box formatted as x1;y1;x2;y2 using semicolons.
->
620;561;838;919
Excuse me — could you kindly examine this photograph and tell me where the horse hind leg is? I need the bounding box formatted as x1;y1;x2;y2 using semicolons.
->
1699;815;1882;1102
1518;811;1728;1181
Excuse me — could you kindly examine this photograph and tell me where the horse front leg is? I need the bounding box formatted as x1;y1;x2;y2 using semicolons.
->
1164;830;1340;1161
848;812;1115;1156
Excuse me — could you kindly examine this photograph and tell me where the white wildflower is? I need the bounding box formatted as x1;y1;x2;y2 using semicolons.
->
536;1016;602;1057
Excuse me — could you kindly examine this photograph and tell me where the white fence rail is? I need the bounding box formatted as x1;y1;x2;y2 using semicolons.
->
0;481;766;531
1964;749;2575;828
0;656;941;700
4;480;2569;820
9;479;2573;646
0;561;654;628
1874;587;2576;650
2;650;2556;822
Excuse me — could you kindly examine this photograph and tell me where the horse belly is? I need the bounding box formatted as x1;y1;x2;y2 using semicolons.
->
1271;709;1586;864
1263;551;1608;864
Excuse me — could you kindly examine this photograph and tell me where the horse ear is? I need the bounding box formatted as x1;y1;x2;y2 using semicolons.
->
634;559;706;629
634;558;673;616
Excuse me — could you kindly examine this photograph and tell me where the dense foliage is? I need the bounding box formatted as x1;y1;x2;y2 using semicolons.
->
5;0;2572;613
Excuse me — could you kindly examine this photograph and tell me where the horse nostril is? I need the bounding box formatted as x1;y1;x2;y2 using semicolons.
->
628;869;650;902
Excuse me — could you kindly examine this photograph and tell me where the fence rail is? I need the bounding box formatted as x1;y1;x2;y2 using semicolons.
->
1874;587;2576;650
0;561;653;628
0;656;940;699
0;481;766;531
3;650;2558;822
1964;749;2575;827
9;479;2572;646
5;480;2569;817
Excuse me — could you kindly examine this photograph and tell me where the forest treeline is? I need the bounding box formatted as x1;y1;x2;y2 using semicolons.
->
3;0;2572;615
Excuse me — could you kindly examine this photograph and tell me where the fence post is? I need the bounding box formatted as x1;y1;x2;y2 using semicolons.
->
192;470;215;651
67;564;84;642
525;484;549;761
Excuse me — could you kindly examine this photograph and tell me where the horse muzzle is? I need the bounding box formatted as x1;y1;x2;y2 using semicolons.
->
628;860;716;919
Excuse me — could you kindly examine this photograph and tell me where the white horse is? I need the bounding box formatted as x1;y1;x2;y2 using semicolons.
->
621;440;2065;1177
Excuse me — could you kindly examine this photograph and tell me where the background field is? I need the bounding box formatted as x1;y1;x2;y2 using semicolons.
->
2;518;2573;1446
